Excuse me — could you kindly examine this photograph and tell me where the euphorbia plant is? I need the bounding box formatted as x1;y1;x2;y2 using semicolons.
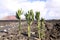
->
40;18;46;40
35;11;41;39
16;9;23;35
25;10;34;39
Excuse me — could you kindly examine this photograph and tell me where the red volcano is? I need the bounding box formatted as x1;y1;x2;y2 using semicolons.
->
2;15;17;20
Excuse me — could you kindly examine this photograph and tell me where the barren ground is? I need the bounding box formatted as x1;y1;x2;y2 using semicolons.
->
0;20;60;40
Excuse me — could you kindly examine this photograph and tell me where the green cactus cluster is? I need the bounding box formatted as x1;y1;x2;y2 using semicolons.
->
16;9;46;40
35;11;46;40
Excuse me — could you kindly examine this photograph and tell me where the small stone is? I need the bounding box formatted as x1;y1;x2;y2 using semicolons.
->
4;29;7;32
7;37;9;39
0;26;4;27
10;35;13;37
34;38;38;40
31;32;35;35
5;38;9;40
2;35;6;37
0;33;7;37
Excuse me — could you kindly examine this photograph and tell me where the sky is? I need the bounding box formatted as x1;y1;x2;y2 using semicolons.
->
0;0;60;20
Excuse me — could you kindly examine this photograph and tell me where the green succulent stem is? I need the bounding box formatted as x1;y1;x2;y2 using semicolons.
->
37;20;41;39
40;18;45;40
19;18;21;35
28;24;31;38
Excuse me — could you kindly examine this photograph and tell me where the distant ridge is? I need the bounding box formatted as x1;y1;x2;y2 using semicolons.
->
0;15;17;20
0;15;60;21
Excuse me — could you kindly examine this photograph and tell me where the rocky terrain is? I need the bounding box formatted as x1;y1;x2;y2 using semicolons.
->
0;20;60;40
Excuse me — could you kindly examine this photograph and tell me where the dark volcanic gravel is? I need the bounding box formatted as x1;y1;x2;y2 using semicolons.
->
0;20;60;40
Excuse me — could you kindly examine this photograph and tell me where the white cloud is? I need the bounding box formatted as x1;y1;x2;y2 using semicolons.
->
0;13;9;18
1;0;60;20
46;0;60;19
0;0;46;19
